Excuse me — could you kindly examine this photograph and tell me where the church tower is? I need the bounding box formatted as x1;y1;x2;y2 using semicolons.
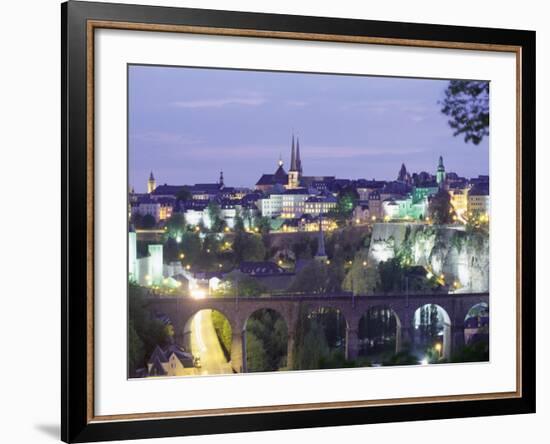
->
436;156;446;188
287;134;300;189
315;216;328;263
219;170;225;188
296;137;303;174
147;171;156;194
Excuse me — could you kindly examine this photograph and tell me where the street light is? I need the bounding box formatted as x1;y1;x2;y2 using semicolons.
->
191;288;206;299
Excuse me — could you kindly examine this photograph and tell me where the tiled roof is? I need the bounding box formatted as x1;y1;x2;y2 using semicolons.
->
152;185;188;196
164;344;194;367
256;173;288;186
306;195;337;203
469;183;490;196
191;183;222;192
240;261;286;275
355;179;387;189
284;188;309;195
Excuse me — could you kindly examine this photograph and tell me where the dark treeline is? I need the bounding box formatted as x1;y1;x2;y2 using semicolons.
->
245;309;288;372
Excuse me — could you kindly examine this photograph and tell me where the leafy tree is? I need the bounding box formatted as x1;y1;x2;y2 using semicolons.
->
206;201;225;232
289;261;330;294
141;214;156;229
213;271;267;297
417;304;442;349
163;237;179;262
289;259;344;295
128;320;144;375
232;232;266;262
179;232;202;265
358;307;397;355
130;213;143;228
383;351;418;366
255;216;271;235
211;310;232;360
309;308;345;349
429;189;454;224
336;187;359;222
128;284;172;374
246;332;268;372
233;214;245;232
245;310;288;372
377;258;404;293
440;80;489;145
451;339;489;363
293;320;330;370
291;235;314;260
165;213;186;239
343;250;370;295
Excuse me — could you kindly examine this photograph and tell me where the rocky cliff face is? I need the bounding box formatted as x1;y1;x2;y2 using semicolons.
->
367;223;489;293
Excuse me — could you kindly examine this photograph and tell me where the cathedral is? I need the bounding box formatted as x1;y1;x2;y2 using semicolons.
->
255;134;333;192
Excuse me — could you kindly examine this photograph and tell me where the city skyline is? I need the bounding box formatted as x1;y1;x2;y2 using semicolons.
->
129;65;489;192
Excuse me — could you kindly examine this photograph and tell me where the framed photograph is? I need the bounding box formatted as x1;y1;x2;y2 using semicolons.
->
62;1;535;442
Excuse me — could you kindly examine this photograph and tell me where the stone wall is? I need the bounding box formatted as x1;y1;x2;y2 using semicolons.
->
367;223;489;293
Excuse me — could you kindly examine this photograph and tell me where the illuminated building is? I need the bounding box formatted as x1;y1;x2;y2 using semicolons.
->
468;183;490;214
449;186;469;216
368;190;383;220
146;345;195;377
303;194;337;216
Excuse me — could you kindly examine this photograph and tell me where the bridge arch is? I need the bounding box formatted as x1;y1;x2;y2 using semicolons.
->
182;308;233;373
292;305;351;366
413;303;452;361
144;292;489;372
182;306;235;336
242;308;289;373
358;306;402;361
464;302;489;345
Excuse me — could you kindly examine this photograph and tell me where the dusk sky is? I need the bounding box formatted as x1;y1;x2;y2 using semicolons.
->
129;65;489;192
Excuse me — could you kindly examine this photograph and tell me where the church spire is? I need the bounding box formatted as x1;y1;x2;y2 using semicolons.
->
315;216;327;261
290;134;297;171
219;170;224;187
296;137;302;174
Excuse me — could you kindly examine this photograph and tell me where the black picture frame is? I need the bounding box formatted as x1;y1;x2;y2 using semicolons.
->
62;1;536;442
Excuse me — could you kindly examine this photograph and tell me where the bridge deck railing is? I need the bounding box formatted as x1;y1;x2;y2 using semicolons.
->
146;291;489;303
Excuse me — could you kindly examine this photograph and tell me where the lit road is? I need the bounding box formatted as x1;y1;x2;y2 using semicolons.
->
190;309;233;375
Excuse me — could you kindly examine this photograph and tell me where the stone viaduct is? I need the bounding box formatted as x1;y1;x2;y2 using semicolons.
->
147;292;489;373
